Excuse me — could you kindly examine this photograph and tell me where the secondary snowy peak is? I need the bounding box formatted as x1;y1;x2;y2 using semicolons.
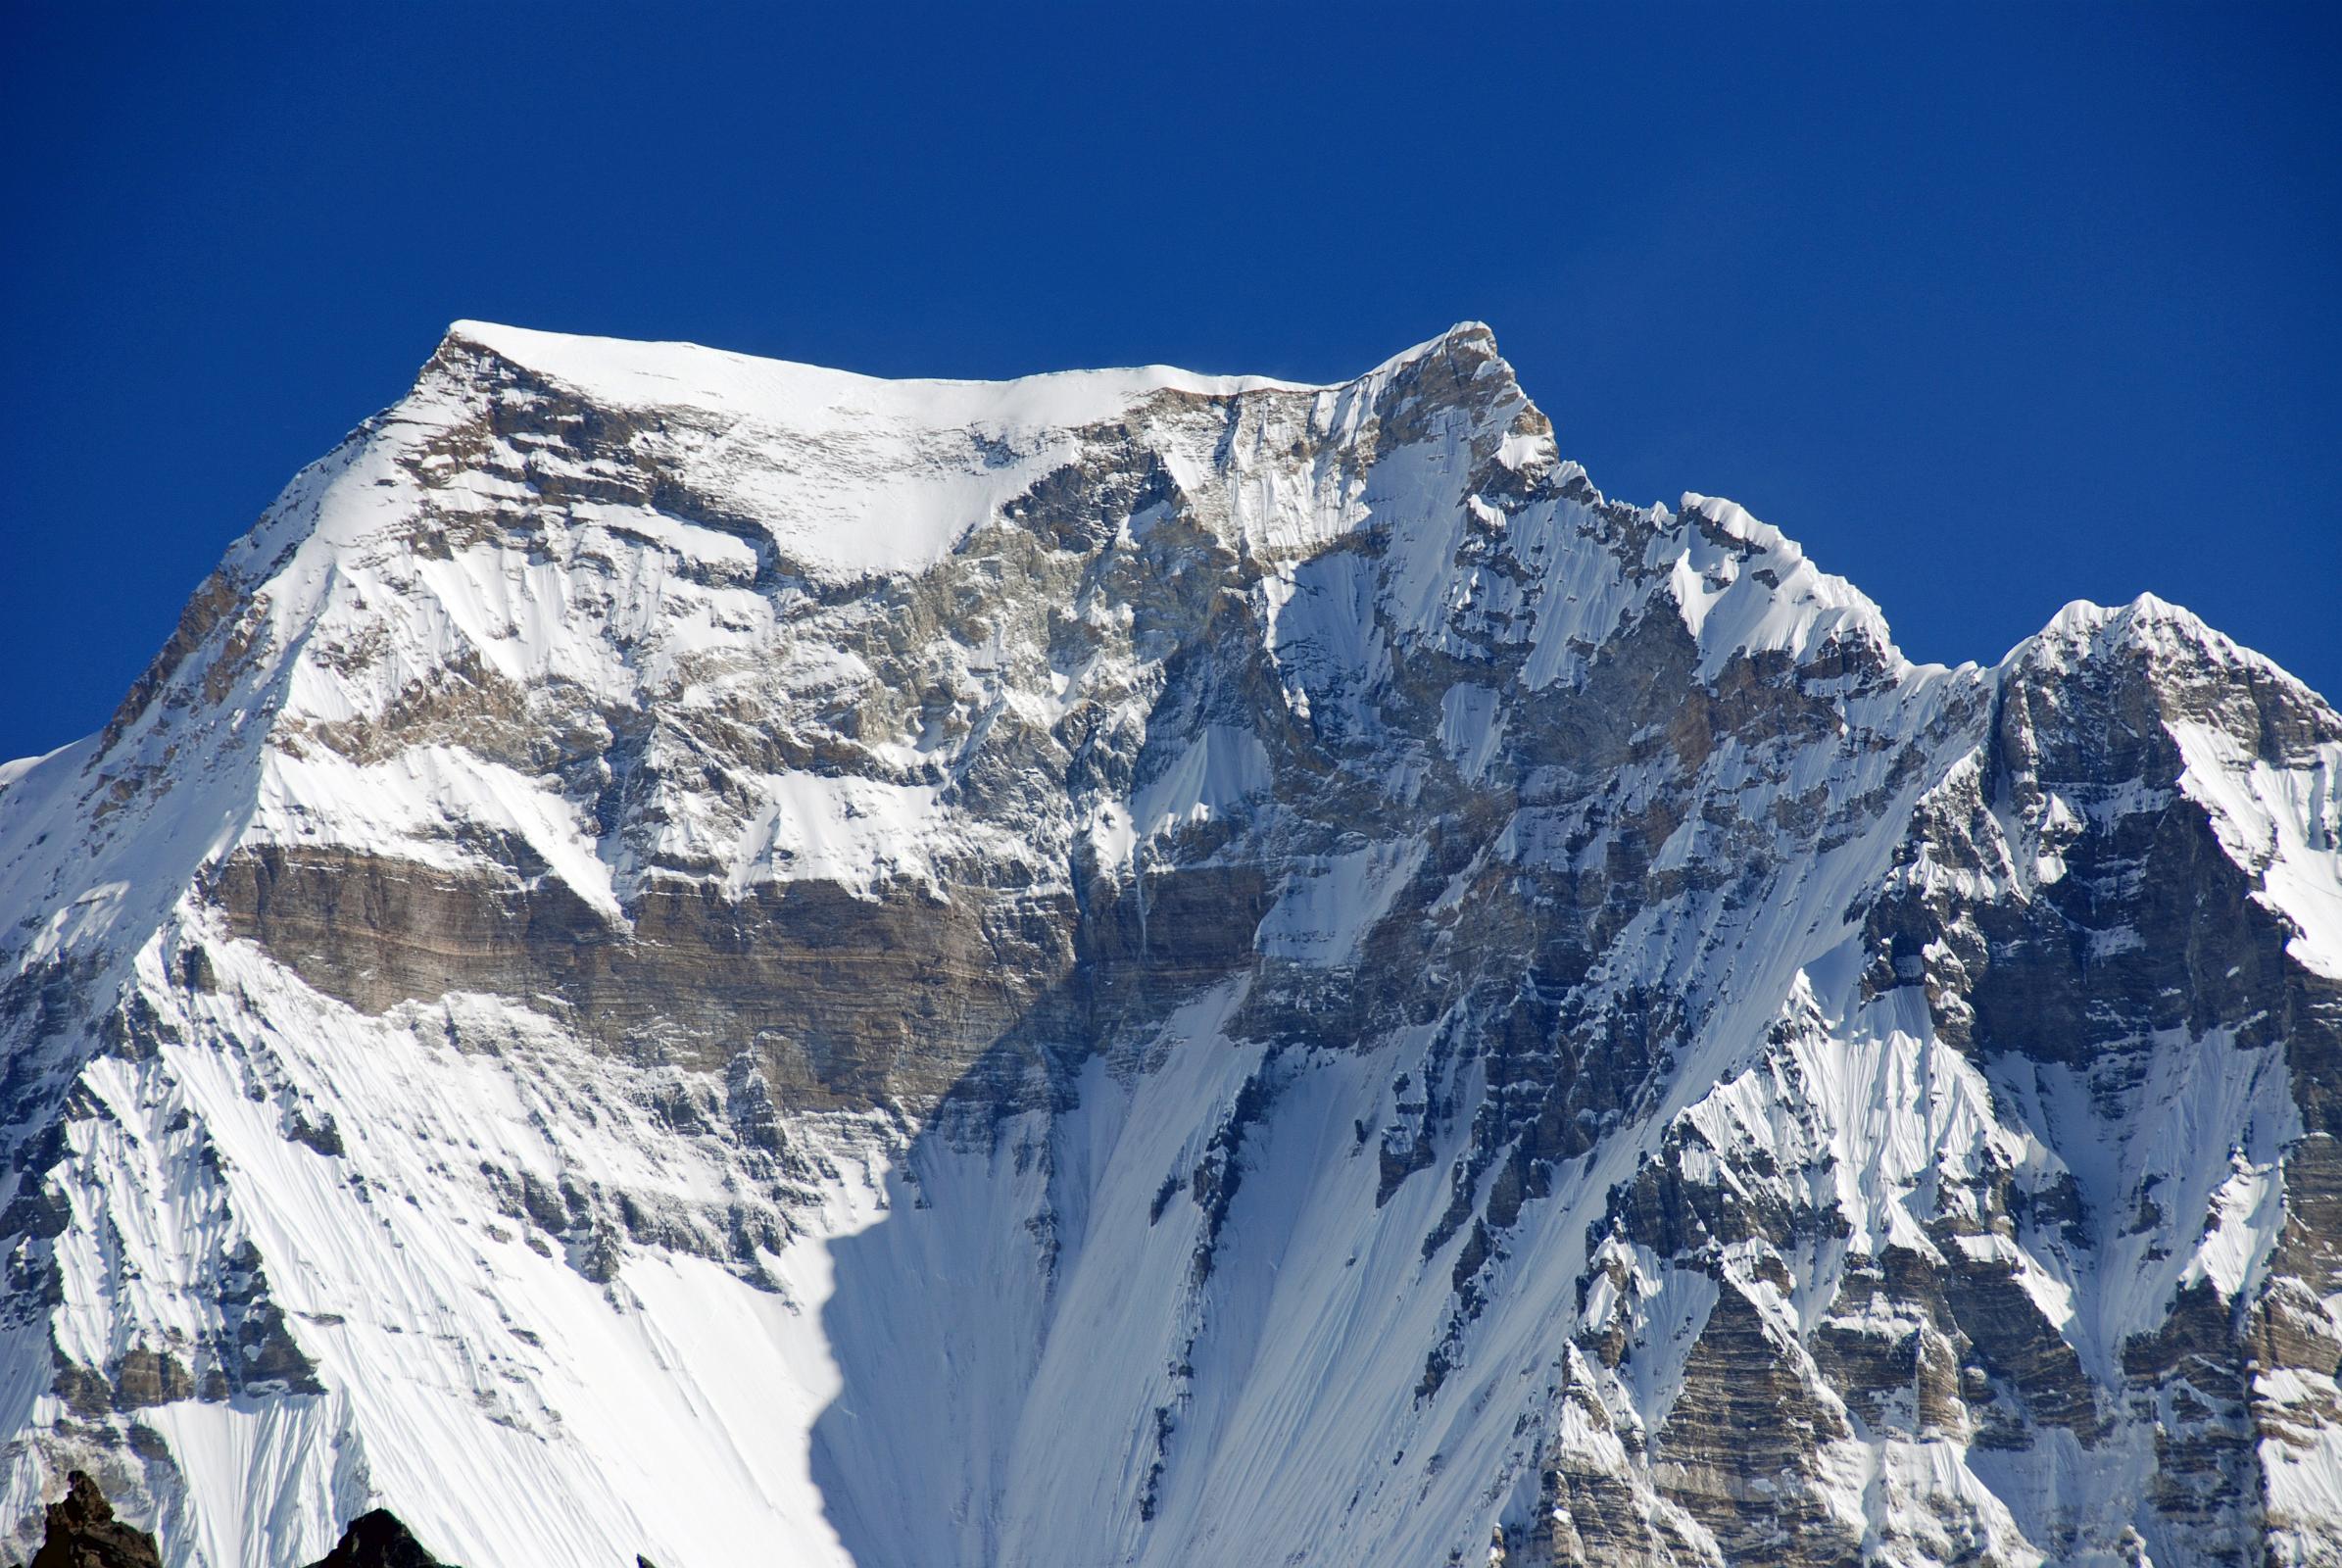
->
1661;491;1901;681
2014;590;2340;729
1;321;2338;1568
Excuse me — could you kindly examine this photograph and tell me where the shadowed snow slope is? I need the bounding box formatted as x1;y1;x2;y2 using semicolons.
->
1;321;2338;1567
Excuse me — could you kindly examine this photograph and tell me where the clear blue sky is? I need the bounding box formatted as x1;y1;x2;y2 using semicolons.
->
3;4;2335;761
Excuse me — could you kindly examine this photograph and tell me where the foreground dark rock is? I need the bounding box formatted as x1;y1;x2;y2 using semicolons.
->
301;1510;453;1568
17;1473;160;1568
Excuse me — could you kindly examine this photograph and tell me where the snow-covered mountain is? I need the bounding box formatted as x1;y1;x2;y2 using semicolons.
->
1;320;2337;1567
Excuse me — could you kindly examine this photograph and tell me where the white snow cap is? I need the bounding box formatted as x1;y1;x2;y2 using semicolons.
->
2015;591;2318;686
425;318;1519;583
442;318;1502;430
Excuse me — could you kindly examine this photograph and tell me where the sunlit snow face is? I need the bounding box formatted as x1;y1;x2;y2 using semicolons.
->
3;319;2338;1568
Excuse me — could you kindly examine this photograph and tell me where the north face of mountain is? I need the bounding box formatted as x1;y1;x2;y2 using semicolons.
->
0;321;2335;1566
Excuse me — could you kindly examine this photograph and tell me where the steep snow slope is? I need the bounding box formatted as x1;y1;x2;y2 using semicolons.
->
0;321;2337;1567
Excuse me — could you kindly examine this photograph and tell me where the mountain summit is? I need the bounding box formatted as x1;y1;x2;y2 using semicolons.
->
1;324;2337;1566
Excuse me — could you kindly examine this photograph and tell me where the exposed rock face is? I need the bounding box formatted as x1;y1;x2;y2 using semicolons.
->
19;1472;161;1568
0;320;2336;1566
298;1511;449;1568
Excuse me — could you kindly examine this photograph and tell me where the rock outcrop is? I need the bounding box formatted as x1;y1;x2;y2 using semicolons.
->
298;1511;449;1568
17;1473;161;1568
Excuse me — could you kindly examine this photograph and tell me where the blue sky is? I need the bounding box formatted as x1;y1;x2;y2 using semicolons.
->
3;4;2335;760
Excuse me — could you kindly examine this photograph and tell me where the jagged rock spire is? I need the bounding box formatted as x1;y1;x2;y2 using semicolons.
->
300;1509;453;1568
19;1473;159;1568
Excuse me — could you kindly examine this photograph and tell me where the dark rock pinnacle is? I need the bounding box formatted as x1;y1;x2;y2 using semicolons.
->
301;1509;455;1568
21;1472;161;1568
